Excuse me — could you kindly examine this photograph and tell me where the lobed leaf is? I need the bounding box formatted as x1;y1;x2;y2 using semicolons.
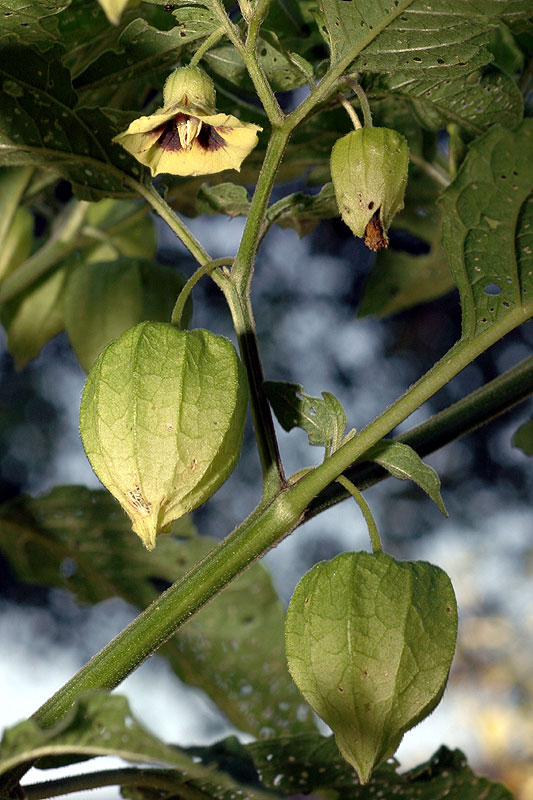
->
0;486;312;736
440;120;533;339
265;381;347;452
365;440;447;515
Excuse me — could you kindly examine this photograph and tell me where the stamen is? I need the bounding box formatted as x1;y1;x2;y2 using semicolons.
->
175;113;202;150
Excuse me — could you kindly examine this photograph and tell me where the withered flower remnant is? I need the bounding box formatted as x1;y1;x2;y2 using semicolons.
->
113;66;262;177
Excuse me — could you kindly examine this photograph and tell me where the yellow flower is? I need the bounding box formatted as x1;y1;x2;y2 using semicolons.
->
113;66;262;177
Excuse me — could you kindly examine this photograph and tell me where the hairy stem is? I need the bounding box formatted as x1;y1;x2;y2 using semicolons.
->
337;474;382;552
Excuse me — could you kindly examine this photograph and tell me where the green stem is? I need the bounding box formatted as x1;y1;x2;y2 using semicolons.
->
15;312;524;759
189;27;226;67
171;257;233;327
336;474;382;552
0;200;90;303
344;78;373;127
131;179;211;266
305;354;533;519
231;126;290;292
339;96;362;130
22;769;200;800
409;153;450;189
222;281;286;495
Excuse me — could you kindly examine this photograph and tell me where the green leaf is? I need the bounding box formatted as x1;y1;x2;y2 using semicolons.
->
265;381;347;452
369;67;523;136
204;29;310;91
440;120;533;339
196;182;251;217
0;266;68;368
0;45;144;200
80;323;247;549
74;15;218;96
248;734;513;799
512;416;533;455
319;0;503;72
0;167;33;255
0;206;33;281
285;551;458;784
0;691;272;800
365;440;447;515
84;198;156;261
0;486;312;737
267;183;338;237
64;258;191;371
0;0;70;47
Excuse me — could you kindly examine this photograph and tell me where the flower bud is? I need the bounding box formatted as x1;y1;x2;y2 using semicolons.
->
162;65;216;111
331;127;408;251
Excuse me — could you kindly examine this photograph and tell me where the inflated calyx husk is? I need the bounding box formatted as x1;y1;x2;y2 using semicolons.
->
80;322;247;549
331;127;408;251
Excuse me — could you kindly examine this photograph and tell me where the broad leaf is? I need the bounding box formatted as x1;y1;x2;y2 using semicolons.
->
248;734;513;799
0;486;312;737
440;120;533;339
0;45;143;200
265;381;347;452
0;0;70;47
369;67;523;136
63;258;191;371
319;0;504;73
512;416;533;455
285;552;458;783
0;692;271;800
365;440;447;515
196;183;251;217
0;266;69;368
80;323;247;549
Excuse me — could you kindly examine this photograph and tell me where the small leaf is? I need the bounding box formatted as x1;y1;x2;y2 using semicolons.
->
365;440;447;515
80;323;247;549
512;416;533;455
64;258;191;371
440;120;533;338
196;183;251;218
265;381;347;452
267;183;338;237
285;551;458;784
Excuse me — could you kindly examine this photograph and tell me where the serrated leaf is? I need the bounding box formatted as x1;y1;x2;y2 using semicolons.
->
64;258;190;371
319;0;503;73
267;183;338;237
265;381;347;452
285;552;458;784
80;323;247;549
440;120;533;339
0;266;68;368
0;691;271;800
0;486;312;737
365;440;447;515
369;67;523;136
196;183;251;217
248;734;513;799
0;45;144;200
512;416;533;455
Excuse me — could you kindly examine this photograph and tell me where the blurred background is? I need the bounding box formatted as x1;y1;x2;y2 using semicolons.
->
0;207;532;799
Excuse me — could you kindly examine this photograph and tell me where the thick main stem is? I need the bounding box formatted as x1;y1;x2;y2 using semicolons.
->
21;311;525;746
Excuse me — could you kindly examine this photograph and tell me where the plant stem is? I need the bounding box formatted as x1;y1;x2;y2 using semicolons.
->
189;27;226;67
344;78;373;127
22;768;200;800
17;311;525;757
339;96;362;130
305;354;533;519
336;474;382;552
171;257;233;327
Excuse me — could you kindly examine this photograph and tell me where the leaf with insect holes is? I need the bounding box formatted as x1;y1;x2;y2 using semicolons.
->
80;322;247;550
285;551;457;784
